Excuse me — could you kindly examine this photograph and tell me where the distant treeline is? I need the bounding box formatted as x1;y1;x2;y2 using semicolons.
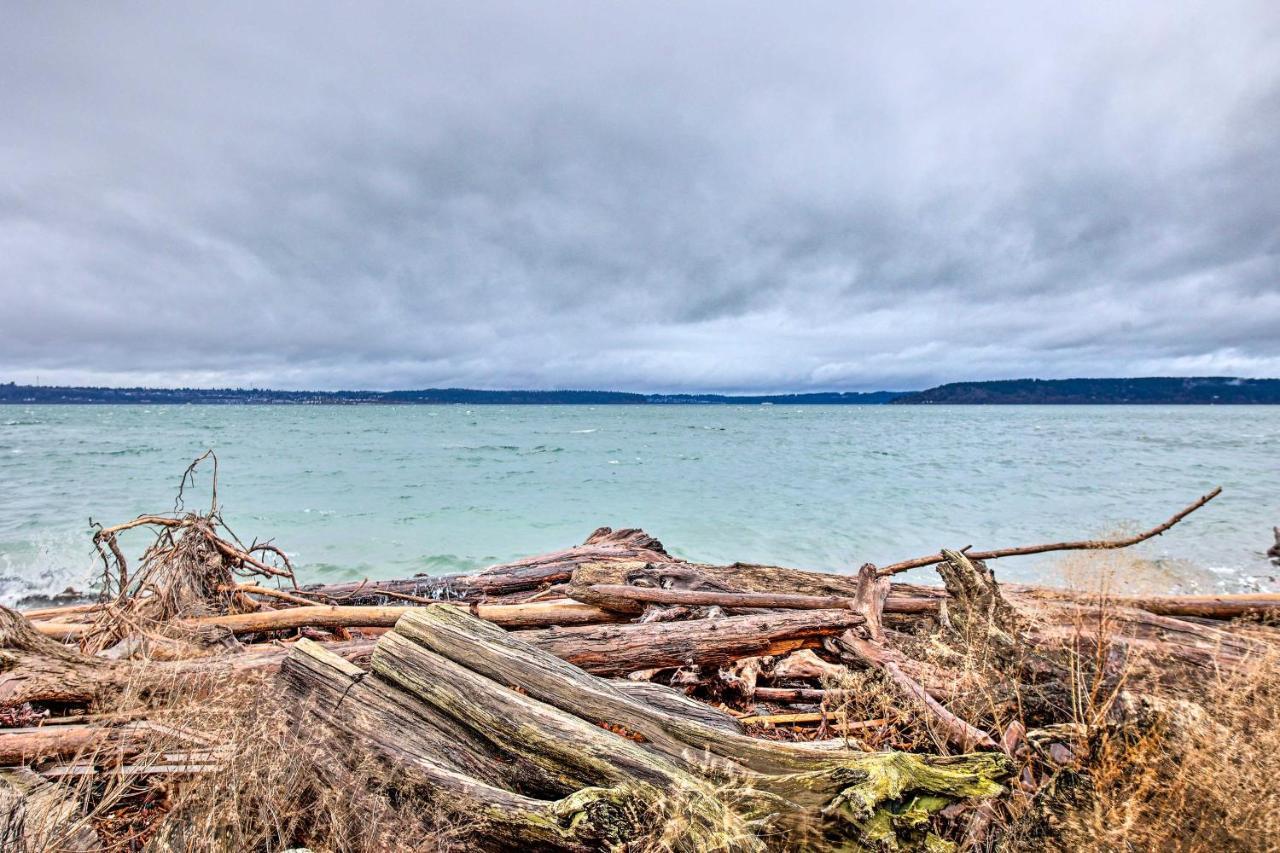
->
0;383;902;406
2;377;1278;405
891;377;1280;404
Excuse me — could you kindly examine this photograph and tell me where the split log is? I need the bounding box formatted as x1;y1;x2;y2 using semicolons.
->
283;638;751;852
287;606;1011;849
302;527;670;605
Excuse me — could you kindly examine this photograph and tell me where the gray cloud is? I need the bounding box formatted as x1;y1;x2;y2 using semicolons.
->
1;1;1278;392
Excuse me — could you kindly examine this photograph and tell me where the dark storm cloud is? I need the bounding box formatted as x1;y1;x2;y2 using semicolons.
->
1;1;1278;391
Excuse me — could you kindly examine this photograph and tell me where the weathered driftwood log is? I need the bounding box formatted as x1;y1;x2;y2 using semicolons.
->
32;600;623;642
519;609;864;677
0;724;129;766
608;680;745;733
302;527;670;605
1004;588;1280;622
286;607;1011;850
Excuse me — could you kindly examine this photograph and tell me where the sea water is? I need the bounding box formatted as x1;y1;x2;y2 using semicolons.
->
1;404;1277;604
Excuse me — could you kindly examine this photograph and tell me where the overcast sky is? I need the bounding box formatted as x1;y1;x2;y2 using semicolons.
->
2;2;1278;392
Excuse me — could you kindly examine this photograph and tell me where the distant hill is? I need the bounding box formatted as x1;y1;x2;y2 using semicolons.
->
5;378;1277;406
894;377;1280;404
0;383;904;406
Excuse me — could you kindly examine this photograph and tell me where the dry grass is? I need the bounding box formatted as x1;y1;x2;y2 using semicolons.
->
1004;552;1280;852
1;675;473;853
9;537;1280;851
810;548;1280;851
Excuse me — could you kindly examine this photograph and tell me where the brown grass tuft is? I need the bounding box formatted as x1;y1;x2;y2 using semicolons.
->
2;673;472;853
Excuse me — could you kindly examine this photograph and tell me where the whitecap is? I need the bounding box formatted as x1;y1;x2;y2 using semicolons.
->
571;428;597;434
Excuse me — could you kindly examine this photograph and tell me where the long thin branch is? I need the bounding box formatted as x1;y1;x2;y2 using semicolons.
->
877;486;1222;577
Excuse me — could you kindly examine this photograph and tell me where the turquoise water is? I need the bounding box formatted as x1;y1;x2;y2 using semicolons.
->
0;404;1277;604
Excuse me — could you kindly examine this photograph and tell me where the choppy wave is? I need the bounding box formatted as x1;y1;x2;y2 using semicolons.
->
0;529;98;607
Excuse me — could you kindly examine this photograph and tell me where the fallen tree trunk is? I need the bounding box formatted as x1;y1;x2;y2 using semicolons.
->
518;609;865;677
284;607;1011;850
0;725;118;766
0;721;201;767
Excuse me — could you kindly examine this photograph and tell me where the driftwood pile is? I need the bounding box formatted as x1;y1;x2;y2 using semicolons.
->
2;473;1279;851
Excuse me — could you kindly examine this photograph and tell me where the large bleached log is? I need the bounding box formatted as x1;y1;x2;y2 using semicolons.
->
285;608;1010;850
398;606;1007;789
302;527;670;605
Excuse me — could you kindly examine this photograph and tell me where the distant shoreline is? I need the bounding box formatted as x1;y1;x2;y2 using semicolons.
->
2;376;1279;405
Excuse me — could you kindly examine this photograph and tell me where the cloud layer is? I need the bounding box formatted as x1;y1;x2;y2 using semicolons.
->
2;2;1278;392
